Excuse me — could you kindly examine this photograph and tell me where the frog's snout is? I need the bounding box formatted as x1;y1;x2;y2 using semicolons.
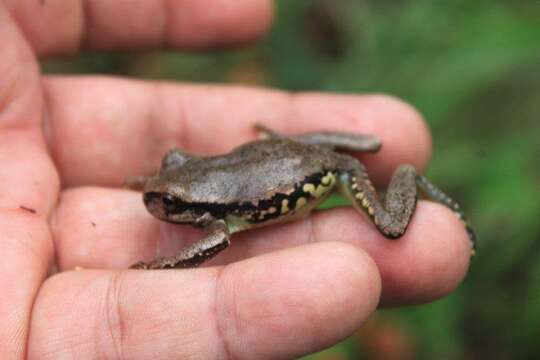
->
143;191;157;207
143;192;166;218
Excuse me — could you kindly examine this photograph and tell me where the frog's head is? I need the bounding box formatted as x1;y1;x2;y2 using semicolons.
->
142;175;207;225
141;148;212;224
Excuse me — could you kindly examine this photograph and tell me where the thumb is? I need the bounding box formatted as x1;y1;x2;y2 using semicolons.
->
0;4;58;358
29;242;380;359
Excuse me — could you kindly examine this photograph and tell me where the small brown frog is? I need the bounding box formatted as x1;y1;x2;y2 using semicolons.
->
127;124;475;269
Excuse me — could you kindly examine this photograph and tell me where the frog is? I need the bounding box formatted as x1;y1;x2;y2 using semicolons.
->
127;124;475;270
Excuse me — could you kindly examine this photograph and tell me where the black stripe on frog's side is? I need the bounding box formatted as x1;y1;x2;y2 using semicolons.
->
149;171;335;223
233;170;334;224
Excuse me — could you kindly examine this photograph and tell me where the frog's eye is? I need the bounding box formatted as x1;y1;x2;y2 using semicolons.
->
162;194;177;211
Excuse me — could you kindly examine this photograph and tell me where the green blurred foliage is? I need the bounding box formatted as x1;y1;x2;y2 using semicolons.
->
44;0;540;359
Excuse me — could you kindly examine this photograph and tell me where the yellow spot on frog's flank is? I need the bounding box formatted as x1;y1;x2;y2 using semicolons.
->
295;197;307;209
268;206;277;214
303;174;335;199
303;183;316;193
281;199;290;214
321;172;334;185
362;198;369;208
374;217;380;226
368;207;375;216
305;183;328;198
355;192;364;200
351;183;358;190
315;185;328;198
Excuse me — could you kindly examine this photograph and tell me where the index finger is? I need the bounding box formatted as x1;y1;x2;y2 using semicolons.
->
44;76;432;187
7;0;273;56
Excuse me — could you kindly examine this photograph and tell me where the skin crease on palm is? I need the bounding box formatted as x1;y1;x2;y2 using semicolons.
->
0;1;470;359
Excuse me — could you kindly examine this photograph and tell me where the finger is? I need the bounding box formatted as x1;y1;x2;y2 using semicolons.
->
52;188;470;306
0;5;58;358
6;0;273;56
29;242;380;359
44;76;431;187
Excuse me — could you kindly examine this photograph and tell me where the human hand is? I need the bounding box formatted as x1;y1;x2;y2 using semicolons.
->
0;2;470;359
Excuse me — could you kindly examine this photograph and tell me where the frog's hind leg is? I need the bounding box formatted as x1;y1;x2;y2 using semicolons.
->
416;174;476;254
337;156;475;254
292;132;381;152
338;157;417;238
254;123;381;152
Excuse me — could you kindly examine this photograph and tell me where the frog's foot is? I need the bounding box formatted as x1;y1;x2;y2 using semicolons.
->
254;123;284;139
338;157;475;254
254;123;381;152
130;220;231;269
416;174;476;255
129;258;198;270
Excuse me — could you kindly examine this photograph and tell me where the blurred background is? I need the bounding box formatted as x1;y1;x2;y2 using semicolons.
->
44;1;540;359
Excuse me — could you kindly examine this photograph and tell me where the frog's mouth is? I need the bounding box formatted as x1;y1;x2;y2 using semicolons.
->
142;192;166;219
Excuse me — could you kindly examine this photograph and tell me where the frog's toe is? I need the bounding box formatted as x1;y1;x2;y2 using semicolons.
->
129;261;149;270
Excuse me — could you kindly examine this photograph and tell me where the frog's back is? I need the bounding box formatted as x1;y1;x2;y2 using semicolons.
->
179;139;337;204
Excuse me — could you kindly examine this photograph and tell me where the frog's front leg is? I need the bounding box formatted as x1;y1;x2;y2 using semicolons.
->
130;220;230;269
254;123;381;152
